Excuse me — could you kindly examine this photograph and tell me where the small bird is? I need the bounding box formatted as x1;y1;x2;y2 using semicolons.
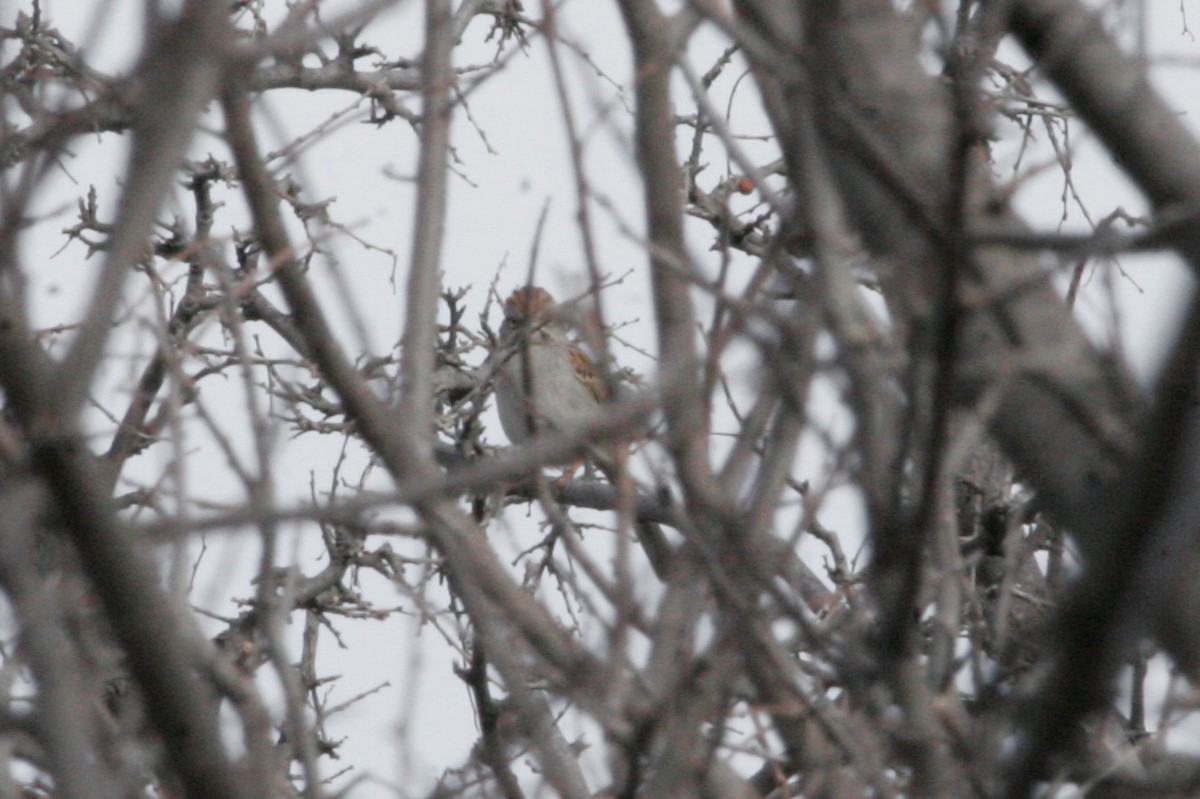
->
493;286;606;455
493;286;673;575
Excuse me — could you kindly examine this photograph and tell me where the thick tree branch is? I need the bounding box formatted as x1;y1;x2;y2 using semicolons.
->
51;1;229;420
617;2;717;505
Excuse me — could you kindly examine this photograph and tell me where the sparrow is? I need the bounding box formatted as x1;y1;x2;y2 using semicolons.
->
493;286;606;456
492;286;673;574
